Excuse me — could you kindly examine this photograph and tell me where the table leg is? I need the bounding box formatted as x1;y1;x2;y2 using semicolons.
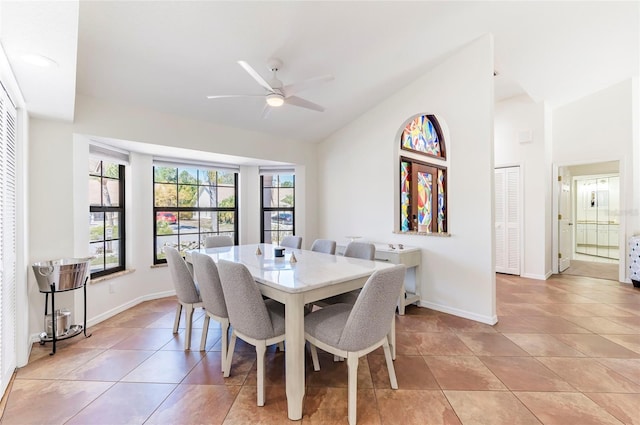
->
285;293;305;420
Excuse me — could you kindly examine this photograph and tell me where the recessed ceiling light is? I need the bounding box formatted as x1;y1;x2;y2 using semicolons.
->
21;54;58;68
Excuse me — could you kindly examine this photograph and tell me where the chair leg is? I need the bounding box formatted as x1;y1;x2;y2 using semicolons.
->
310;344;320;371
200;315;211;352
184;304;195;350
389;316;396;360
382;339;398;389
346;353;359;425
224;332;237;378
256;341;267;407
220;319;229;372
173;303;182;334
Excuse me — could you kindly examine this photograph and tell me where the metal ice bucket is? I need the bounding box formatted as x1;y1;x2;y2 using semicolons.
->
32;258;92;292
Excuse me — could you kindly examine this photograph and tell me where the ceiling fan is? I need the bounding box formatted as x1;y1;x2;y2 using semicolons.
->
207;59;333;115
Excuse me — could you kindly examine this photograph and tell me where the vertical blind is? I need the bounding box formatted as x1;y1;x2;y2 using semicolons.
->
0;81;17;396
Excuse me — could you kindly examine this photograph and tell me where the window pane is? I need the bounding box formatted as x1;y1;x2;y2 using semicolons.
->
89;176;102;206
219;212;235;233
154;183;177;207
89;244;105;273
279;175;294;188
178;211;199;234
105;212;119;239
278;188;294;208
263;174;277;188
179;234;200;254
199;170;216;186
90;213;104;242
437;169;446;232
156;235;178;260
105;179;120;206
178;168;198;184
198;186;216;208
263;187;277;208
178;184;198;208
200;212;214;233
103;162;120;178
401;162;411;232
154;166;177;183
89;160;101;176
217;171;235;186
156;212;177;235
218;187;235;207
104;240;120;269
417;171;433;233
264;230;275;245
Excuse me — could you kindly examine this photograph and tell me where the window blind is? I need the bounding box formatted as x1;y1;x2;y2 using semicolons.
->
153;157;240;173
89;142;130;165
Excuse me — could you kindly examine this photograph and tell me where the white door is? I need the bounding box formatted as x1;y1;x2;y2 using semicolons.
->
495;167;520;275
558;169;572;272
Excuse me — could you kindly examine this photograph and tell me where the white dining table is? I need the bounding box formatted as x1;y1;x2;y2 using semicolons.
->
186;243;394;420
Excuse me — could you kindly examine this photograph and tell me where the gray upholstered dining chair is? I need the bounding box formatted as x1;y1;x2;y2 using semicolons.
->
204;234;233;248
165;246;203;350
344;241;375;261
217;259;286;407
315;241;376;306
191;252;229;368
310;238;337;255
280;235;302;249
305;265;406;425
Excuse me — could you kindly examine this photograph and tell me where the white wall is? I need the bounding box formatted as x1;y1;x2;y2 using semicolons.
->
317;35;497;324
494;95;551;278
27;95;318;341
553;79;636;281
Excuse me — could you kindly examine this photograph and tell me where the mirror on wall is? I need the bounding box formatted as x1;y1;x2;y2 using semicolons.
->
574;175;619;260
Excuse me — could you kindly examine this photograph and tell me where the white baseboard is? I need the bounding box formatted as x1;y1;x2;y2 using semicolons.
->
29;290;176;344
520;271;552;280
419;300;498;325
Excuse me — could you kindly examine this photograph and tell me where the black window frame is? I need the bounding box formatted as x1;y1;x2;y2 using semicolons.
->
260;174;295;245
153;166;239;264
89;162;126;278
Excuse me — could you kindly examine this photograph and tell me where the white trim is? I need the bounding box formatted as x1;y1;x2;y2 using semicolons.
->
258;166;295;175
521;272;552;280
89;141;130;165
419;300;498;325
153;157;239;172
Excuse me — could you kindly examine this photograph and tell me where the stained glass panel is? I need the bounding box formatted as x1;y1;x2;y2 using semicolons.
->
401;161;411;231
417;171;432;233
437;169;446;232
401;115;442;157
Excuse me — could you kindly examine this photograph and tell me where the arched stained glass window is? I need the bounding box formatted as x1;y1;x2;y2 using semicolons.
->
400;114;447;234
400;114;445;159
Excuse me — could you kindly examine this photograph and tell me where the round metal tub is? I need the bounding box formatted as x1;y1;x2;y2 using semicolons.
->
32;258;92;292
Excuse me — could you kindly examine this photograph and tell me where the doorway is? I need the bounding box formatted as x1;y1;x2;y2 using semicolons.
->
556;161;620;281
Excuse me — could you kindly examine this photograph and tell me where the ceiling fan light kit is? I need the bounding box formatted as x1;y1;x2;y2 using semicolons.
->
266;92;284;107
207;58;333;113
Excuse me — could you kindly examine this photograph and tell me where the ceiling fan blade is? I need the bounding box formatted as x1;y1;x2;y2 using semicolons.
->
286;96;325;112
237;60;274;92
206;94;263;99
283;74;334;98
260;103;272;119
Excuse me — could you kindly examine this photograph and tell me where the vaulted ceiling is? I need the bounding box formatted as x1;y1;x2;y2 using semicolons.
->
2;1;638;143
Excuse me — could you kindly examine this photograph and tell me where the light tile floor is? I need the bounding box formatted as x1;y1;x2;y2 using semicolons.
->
2;273;639;424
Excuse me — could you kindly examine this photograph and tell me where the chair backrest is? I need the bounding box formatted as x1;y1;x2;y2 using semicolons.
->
338;265;406;351
165;247;200;304
191;252;228;318
217;260;277;339
280;235;302;249
204;235;233;248
310;239;337;255
344;241;375;260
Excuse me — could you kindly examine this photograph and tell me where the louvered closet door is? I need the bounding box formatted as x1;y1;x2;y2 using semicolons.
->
0;85;17;397
495;167;520;275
